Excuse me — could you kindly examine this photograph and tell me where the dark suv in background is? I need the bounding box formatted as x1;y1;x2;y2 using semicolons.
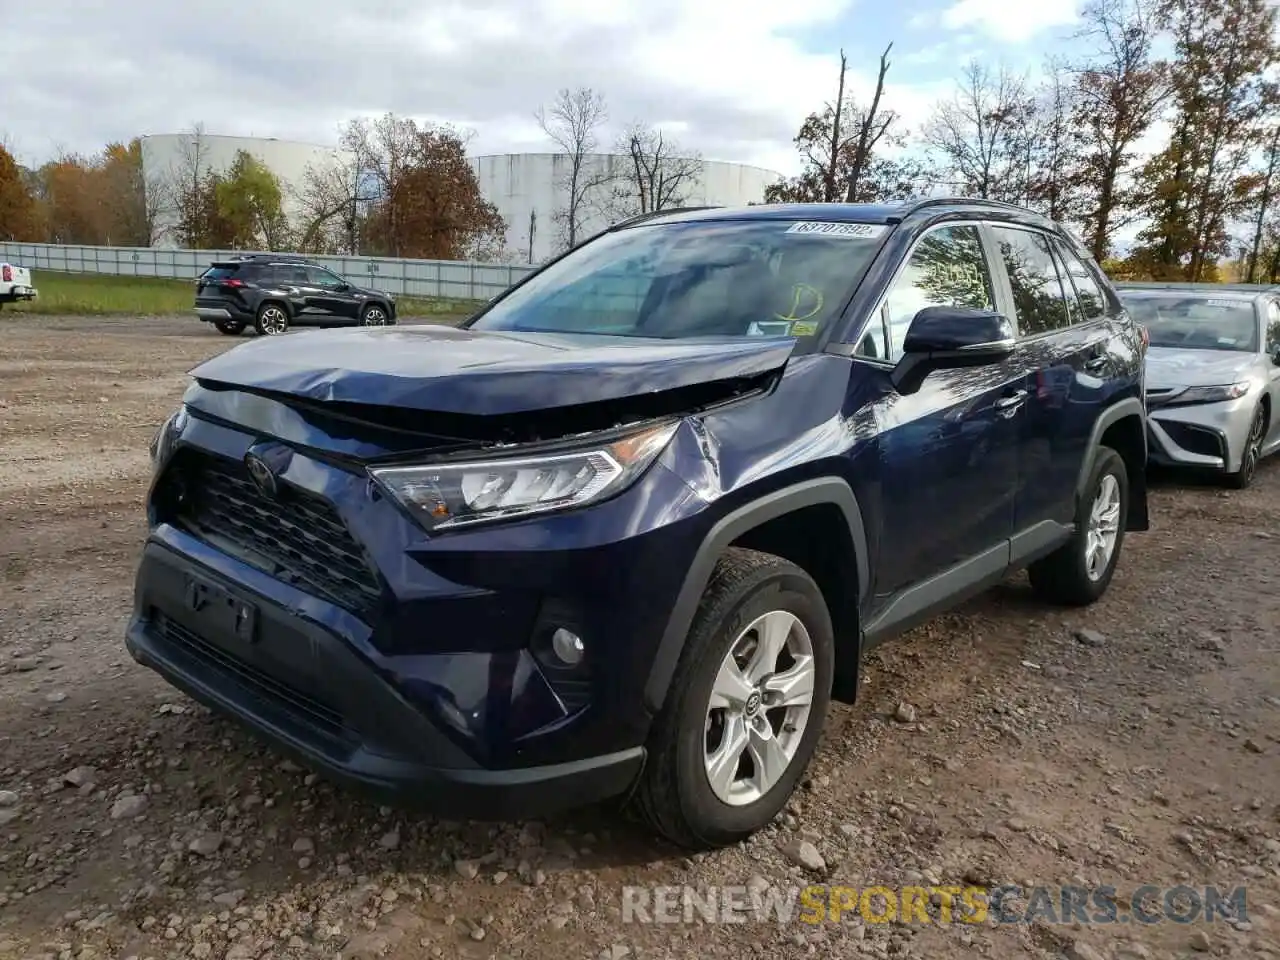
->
133;199;1149;850
194;254;397;336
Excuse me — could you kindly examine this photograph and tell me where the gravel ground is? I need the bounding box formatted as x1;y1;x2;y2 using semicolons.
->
1;314;1278;960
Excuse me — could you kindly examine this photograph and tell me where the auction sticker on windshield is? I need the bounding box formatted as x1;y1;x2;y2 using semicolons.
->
785;221;886;238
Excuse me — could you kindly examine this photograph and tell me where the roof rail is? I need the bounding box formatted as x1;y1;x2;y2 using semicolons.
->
890;196;1043;220
1113;280;1280;293
610;206;724;230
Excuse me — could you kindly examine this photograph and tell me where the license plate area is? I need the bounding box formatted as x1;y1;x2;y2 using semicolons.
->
184;572;258;645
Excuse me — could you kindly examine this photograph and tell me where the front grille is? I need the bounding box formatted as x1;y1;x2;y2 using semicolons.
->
158;449;382;618
152;611;348;741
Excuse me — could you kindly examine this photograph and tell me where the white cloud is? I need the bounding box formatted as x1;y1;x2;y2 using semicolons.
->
0;0;947;180
939;0;1080;43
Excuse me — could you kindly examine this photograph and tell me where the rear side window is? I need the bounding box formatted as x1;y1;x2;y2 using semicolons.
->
1053;240;1107;321
201;265;240;281
989;226;1072;336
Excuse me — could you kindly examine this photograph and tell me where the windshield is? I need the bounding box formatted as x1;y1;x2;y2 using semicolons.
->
468;219;886;344
1122;293;1260;352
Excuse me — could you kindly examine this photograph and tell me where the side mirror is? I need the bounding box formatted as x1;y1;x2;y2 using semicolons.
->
1271;345;1280;365
891;306;1016;395
334;282;350;292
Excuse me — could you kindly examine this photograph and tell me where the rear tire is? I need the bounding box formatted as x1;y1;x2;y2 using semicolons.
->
630;548;834;850
254;303;289;336
1028;445;1128;606
1223;403;1266;489
214;318;246;336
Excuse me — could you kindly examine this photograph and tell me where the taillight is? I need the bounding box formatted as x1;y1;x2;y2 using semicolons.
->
222;278;246;289
1;265;11;283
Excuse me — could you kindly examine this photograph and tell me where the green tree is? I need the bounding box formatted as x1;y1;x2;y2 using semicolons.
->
1129;0;1279;280
214;150;290;250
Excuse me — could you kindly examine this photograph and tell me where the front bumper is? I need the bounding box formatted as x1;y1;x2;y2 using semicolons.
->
125;539;645;818
1146;394;1256;472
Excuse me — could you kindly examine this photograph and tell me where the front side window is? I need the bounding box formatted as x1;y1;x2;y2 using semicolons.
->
878;224;996;362
467;219;886;346
1122;294;1261;353
1266;300;1280;355
305;266;344;288
990;226;1072;336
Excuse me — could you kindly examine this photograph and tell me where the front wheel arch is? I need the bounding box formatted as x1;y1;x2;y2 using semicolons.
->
643;477;869;715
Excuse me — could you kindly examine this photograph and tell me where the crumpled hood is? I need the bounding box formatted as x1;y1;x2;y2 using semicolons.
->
1145;347;1259;388
190;324;796;416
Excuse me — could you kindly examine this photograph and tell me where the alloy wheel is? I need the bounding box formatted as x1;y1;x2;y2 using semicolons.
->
1240;408;1265;485
362;307;387;326
1085;473;1122;582
259;307;288;335
703;610;815;806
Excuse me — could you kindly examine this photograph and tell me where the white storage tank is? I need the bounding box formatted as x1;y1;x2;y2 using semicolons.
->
140;133;352;248
470;153;784;264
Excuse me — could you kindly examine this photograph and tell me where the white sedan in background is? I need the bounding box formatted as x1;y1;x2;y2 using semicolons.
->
1116;281;1280;489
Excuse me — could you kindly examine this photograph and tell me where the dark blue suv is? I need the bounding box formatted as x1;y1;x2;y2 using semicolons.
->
128;199;1150;849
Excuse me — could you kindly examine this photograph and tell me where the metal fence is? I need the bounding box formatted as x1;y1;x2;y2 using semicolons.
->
0;242;539;302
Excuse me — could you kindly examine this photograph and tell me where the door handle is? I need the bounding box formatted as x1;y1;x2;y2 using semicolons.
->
995;390;1027;417
1083;355;1108;374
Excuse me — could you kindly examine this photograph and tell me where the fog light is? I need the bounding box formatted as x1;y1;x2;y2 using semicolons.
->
551;627;585;666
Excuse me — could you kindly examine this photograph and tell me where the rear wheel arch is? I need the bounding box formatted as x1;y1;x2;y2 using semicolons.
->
1080;398;1148;532
644;477;869;715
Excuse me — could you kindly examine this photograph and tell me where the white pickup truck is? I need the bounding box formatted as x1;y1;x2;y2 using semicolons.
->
0;262;38;308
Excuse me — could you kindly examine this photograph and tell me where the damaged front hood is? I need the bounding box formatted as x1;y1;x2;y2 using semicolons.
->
190;325;796;416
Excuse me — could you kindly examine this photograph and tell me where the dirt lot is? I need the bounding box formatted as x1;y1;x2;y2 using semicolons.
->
1;315;1278;960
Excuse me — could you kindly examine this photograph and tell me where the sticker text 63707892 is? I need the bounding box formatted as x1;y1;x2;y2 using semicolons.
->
785;221;887;239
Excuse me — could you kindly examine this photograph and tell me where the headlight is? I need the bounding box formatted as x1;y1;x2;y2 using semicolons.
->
369;421;679;530
1169;382;1251;406
149;405;188;469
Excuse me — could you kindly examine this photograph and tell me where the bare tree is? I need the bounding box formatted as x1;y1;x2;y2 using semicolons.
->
295;149;374;254
619;123;704;215
844;44;898;202
168;122;213;247
922;61;1035;201
340;114;421;257
535;87;608;250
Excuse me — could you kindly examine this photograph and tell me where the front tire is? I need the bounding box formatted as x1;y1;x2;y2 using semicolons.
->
1028;445;1128;606
1224;403;1267;489
360;304;389;326
631;548;834;850
254;303;289;336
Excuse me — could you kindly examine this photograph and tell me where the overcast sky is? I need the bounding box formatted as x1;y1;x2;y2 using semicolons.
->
1;0;1092;177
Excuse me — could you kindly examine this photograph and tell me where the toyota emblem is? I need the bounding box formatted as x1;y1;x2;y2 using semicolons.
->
244;452;278;497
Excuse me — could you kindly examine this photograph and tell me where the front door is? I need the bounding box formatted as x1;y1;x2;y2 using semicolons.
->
305;266;357;321
868;223;1023;607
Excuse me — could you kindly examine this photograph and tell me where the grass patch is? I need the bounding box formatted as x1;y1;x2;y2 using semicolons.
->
3;270;485;318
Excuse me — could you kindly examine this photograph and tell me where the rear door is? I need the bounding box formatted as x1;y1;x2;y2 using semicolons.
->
985;225;1116;539
1263;298;1280;451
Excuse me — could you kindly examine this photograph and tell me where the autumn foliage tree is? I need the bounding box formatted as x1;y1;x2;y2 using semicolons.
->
0;144;40;241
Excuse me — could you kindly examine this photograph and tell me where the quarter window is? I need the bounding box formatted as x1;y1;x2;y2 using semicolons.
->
1053;240;1107;322
878;224;997;362
990;226;1072;335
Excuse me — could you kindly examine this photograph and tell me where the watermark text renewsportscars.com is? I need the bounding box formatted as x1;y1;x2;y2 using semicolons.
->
620;883;1248;926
